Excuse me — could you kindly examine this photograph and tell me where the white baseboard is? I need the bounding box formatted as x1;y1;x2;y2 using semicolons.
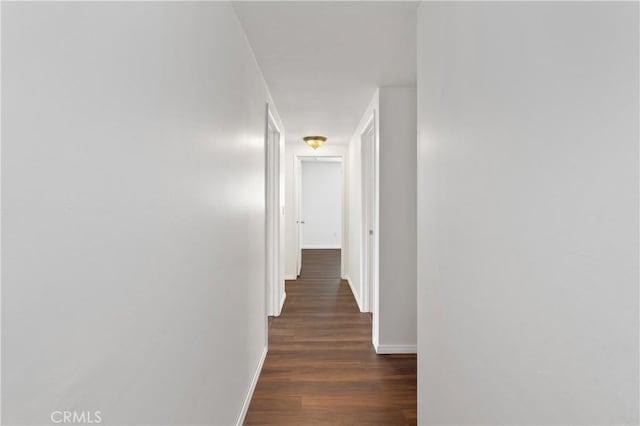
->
374;344;417;354
284;274;297;280
278;291;287;315
301;244;342;249
343;275;365;313
235;346;267;426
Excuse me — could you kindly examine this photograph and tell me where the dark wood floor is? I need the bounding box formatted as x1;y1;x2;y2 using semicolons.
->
245;249;416;425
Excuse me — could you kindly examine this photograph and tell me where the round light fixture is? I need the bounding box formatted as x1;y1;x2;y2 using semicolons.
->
303;136;327;150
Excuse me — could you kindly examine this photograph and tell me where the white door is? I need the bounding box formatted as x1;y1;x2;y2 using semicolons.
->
300;159;343;250
361;121;375;313
266;110;281;316
295;157;303;276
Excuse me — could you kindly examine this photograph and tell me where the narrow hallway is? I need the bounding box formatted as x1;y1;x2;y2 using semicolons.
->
245;249;417;425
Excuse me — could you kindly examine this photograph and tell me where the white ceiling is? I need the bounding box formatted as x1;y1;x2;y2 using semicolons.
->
233;1;418;145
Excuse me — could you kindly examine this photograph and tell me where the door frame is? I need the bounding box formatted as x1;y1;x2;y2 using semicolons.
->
293;154;346;278
265;104;284;319
360;111;379;346
294;156;303;276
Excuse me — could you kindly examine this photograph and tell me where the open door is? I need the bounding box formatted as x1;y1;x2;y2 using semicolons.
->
266;105;282;316
361;112;378;347
295;157;303;276
361;121;375;312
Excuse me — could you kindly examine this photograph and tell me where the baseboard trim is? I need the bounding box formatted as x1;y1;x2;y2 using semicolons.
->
235;346;267;426
284;274;297;280
301;245;342;249
278;291;287;315
374;344;417;354
343;275;365;313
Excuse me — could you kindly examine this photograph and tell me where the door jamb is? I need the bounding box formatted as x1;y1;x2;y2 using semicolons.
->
360;111;379;347
265;104;283;323
293;154;347;279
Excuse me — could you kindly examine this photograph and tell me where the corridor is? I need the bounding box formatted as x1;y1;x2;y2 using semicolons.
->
244;250;417;425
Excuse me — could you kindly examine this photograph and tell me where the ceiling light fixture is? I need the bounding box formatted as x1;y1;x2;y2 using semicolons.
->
303;136;327;150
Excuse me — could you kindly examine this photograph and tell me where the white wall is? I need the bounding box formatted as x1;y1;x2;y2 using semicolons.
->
417;2;638;425
378;87;417;352
2;3;283;425
301;161;343;249
284;144;348;279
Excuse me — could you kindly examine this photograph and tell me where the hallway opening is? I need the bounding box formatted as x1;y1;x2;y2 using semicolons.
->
293;155;346;279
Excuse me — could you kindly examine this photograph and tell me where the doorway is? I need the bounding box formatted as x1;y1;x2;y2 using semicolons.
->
361;113;378;344
294;156;344;277
265;104;283;318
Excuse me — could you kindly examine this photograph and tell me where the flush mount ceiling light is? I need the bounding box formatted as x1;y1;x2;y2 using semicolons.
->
303;136;327;150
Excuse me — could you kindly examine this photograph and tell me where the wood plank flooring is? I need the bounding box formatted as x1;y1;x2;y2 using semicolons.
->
244;249;416;425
